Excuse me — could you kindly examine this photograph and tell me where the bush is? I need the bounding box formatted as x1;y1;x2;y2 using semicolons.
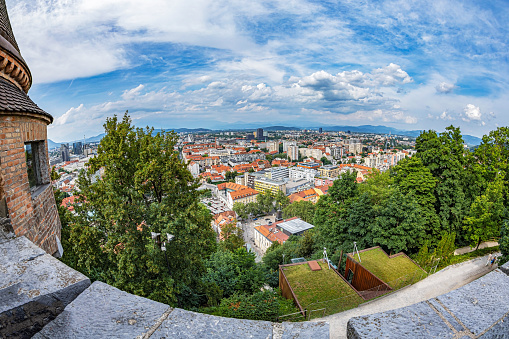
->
216;290;298;322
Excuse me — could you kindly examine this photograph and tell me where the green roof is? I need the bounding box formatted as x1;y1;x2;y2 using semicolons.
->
283;261;363;315
353;247;425;288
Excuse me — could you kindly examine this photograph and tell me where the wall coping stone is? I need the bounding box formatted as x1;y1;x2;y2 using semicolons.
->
347;267;509;338
0;236;90;338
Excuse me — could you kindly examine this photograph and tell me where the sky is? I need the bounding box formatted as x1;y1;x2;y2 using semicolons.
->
6;0;509;142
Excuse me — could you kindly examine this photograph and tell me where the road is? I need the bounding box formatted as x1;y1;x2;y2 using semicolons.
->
315;253;500;339
241;215;276;262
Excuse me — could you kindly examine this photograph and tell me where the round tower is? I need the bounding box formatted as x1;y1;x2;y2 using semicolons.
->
0;0;61;256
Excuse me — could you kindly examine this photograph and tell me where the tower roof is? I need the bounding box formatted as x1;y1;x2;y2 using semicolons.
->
0;0;19;53
0;0;32;93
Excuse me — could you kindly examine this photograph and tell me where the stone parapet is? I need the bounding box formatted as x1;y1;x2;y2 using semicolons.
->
34;281;330;339
0;237;90;338
347;267;509;338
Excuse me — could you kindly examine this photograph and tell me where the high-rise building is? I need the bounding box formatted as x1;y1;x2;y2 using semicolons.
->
60;144;70;162
73;142;83;155
0;0;62;255
287;145;299;161
319;128;323;134
256;128;264;140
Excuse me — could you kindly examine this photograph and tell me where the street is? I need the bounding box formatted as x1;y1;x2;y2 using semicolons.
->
241;214;277;262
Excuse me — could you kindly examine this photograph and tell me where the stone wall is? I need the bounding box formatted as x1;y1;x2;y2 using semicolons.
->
0;114;61;255
347;262;509;338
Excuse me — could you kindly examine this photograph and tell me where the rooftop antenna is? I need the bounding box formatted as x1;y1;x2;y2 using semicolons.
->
353;241;361;263
323;247;331;269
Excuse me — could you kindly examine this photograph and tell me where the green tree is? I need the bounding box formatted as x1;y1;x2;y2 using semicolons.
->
391;157;441;240
233;202;248;220
283;200;316;223
50;166;61;181
220;222;245;252
499;220;509;264
371;189;426;254
416;126;469;236
275;190;290;210
67;112;216;306
320;156;332;165
225;171;239;181
463;176;505;250
203;248;265;298
257;191;274;214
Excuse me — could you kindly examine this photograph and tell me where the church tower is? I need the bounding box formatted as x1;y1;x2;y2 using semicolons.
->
0;0;62;255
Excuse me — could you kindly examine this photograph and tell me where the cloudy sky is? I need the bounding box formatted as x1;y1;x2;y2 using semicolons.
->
6;0;509;142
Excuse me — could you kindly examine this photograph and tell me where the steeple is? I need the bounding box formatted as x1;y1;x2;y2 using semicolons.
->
0;0;32;93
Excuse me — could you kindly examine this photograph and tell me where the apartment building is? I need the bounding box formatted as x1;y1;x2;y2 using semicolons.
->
254;177;287;195
318;165;341;179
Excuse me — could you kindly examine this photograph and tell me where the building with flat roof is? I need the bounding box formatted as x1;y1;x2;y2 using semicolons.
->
254;177;286;195
275;217;315;236
318;165;340;179
297;162;321;170
265;166;289;181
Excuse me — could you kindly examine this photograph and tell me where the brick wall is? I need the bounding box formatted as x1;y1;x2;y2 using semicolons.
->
0;114;61;255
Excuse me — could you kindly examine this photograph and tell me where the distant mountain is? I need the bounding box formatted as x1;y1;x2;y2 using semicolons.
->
47;139;61;150
262;126;301;131
48;124;483;148
322;125;482;146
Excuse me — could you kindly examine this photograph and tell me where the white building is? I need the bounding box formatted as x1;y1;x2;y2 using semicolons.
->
188;161;200;177
265;166;289;181
288;167;317;181
287;145;299;161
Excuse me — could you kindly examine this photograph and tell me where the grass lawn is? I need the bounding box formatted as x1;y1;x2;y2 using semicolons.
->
283;261;364;317
355;247;426;289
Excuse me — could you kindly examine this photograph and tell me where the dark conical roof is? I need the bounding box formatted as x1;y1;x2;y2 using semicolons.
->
0;0;19;53
0;0;32;94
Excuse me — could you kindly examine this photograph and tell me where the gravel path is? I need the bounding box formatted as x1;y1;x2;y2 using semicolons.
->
315;253;500;339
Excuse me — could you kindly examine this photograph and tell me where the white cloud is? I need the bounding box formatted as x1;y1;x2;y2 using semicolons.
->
440;111;455;120
435;82;455;94
462;104;482;121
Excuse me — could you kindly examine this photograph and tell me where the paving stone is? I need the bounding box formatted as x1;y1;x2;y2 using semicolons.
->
0;237;90;338
33;281;169;339
347;301;455;338
281;321;329;338
436;269;509;336
428;299;464;333
479;313;509;339
153;308;274;339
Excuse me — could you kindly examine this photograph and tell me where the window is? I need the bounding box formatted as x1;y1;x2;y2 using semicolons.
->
24;141;49;193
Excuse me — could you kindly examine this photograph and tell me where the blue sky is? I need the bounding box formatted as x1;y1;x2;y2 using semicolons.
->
6;0;509;142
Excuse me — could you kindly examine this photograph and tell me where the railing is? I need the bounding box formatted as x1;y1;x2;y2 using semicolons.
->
278;259;441;321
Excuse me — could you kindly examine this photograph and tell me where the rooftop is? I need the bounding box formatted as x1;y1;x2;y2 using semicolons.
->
276;217;314;235
349;246;425;288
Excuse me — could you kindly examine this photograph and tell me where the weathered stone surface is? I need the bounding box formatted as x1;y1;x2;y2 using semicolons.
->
479;312;509;338
347;268;509;338
436;269;509;336
347;301;454;338
281;321;329;339
0;236;90;338
427;299;464;333
33;281;169;339
153;308;274;339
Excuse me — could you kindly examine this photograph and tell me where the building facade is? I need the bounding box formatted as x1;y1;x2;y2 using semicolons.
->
0;0;62;255
254;177;286;195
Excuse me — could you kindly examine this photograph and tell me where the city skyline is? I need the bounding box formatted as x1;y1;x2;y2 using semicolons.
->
6;0;509;142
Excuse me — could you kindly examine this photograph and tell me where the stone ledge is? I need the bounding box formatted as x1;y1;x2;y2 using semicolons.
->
0;236;90;338
347;268;509;338
34;281;330;339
